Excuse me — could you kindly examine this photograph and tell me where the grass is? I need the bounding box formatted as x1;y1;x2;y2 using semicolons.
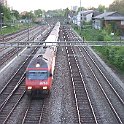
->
0;23;35;35
93;46;124;72
73;24;124;73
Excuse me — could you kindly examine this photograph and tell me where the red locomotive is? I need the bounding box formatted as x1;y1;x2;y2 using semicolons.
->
25;22;60;96
25;47;55;95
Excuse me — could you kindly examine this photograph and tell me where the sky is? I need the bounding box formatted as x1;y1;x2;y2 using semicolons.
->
7;0;114;12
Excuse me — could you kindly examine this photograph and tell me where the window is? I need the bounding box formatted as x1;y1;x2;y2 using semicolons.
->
121;21;124;25
27;70;49;80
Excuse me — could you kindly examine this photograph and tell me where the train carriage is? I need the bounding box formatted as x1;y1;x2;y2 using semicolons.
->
25;22;60;96
25;47;55;95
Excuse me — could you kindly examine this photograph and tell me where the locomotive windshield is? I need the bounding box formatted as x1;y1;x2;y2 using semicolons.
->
27;70;49;80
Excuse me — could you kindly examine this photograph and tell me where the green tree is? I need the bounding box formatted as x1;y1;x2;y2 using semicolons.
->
77;7;86;12
109;0;124;14
0;4;4;23
21;11;34;20
34;9;42;17
64;8;70;18
2;5;11;24
0;4;3;13
97;5;106;12
29;11;35;20
11;10;20;20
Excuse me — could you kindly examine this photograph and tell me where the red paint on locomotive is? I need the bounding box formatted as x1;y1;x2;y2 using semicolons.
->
25;47;55;95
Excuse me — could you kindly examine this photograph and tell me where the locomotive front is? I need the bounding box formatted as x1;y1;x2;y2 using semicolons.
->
25;56;53;95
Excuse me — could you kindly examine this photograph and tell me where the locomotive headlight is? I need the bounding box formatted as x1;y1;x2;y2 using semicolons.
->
43;86;48;89
27;86;32;90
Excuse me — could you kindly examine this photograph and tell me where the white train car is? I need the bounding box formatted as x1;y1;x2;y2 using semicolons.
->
45;22;60;48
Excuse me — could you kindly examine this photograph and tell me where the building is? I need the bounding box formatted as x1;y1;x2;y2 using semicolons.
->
92;11;124;35
73;10;98;27
0;0;7;6
71;6;78;12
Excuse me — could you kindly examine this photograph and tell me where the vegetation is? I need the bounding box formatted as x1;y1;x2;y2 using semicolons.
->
97;5;106;13
94;46;124;72
109;0;124;14
46;9;66;17
34;9;42;17
0;4;42;35
73;25;124;72
73;25;116;41
0;4;11;22
0;23;34;35
1;0;124;72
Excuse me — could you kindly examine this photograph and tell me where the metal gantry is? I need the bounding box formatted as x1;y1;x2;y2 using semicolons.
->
0;41;124;47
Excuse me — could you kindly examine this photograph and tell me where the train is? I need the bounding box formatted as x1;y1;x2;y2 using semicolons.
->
25;22;60;96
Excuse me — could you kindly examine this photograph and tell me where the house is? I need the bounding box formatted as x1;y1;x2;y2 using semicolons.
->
68;10;76;24
92;11;124;34
72;10;100;27
76;10;94;26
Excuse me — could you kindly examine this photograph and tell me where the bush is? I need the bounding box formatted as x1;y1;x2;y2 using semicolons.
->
104;34;112;41
97;34;104;41
74;25;124;72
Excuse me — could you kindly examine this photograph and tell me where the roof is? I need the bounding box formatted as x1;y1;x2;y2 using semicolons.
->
83;10;94;16
80;10;94;16
93;12;117;19
28;57;48;68
105;16;124;21
92;11;102;17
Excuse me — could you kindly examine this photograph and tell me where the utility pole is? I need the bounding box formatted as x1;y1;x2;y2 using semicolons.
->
27;15;30;41
80;0;81;35
11;11;14;33
0;13;3;31
0;13;3;41
40;14;42;36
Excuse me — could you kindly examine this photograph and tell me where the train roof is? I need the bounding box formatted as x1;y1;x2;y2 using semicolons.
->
27;56;48;68
43;47;55;60
27;21;59;69
27;47;55;69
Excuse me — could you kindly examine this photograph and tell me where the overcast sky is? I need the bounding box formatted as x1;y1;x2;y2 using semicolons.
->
7;0;114;12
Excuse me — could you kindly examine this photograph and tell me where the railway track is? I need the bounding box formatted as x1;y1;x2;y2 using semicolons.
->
0;48;39;123
1;23;123;124
0;25;53;123
66;46;98;123
0;81;25;124
59;26;97;123
0;47;22;67
62;25;124;123
76;46;124;123
0;26;38;42
21;95;50;124
72;28;124;123
0;26;50;68
60;26;97;123
21;99;44;124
